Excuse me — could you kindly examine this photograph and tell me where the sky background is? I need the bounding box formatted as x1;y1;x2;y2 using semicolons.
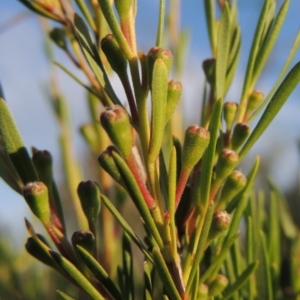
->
0;0;300;243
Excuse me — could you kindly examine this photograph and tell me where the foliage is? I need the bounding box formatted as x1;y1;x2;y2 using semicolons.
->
0;0;300;299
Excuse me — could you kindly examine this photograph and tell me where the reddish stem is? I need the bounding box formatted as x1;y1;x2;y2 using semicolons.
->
127;155;156;209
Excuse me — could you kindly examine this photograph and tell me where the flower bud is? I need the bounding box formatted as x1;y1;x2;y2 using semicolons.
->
197;284;208;299
207;210;231;241
245;90;264;115
101;34;127;77
25;235;57;269
49;28;67;51
165;80;182;124
216;170;246;210
182;125;210;171
202;58;216;87
148;47;173;89
23;182;50;224
71;230;95;256
231;123;250;151
208;274;228;297
77;181;101;230
223;102;238;132
98;146;124;186
100;105;133;159
214;149;239;182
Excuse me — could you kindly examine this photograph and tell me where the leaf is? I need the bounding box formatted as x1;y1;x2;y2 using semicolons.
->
100;194;153;261
148;58;168;163
237;0;272;122
196;98;223;211
215;2;231;99
74;14;122;106
222;260;259;300
50;250;105;300
239;61;300;160
0;98;38;184
255;231;273;300
56;290;76;300
152;247;181;300
204;0;217;55
76;245;124;300
122;233;134;300
54;61;99;97
251;0;290;85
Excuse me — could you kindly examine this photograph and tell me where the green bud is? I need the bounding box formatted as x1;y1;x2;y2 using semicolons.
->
208;274;229;297
148;47;173;89
182;125;210;171
217;170;247;210
98;146;124;186
71;230;95;256
202;58;216;87
246;90;264;115
197;284;208;299
49;28;67;51
231;123;250;151
32;150;53;187
23;182;50;224
25;235;57;269
101;34;128;77
115;0;133;19
214;149;239;182
77;181;101;230
207;210;231;241
165;80;182;124
223;101;238;132
100;105;133;158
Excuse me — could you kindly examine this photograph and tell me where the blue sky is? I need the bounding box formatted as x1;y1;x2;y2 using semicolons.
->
0;0;299;242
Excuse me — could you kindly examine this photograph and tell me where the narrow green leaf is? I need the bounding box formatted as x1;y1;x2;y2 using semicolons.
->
190;267;199;300
186;202;214;292
215;2;231;99
237;0;272;122
50;250;105;300
122;233;134;300
196;98;223;210
256;231;273;300
251;0;290;85
156;0;165;47
97;0;133;59
76;245;124;300
0;137;23;194
74;0;96;32
53;61;99;97
239;61;300;160
149;58;168;163
225;26;241;93
199;232;240;285
204;0;216;55
268;179;297;239
226;157;260;239
268;191;281;277
152;247;181;300
74;14;122;106
100;194;153;261
0;98;38;184
57;290;76;300
143;260;153;300
222;260;259;300
249;30;300;122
